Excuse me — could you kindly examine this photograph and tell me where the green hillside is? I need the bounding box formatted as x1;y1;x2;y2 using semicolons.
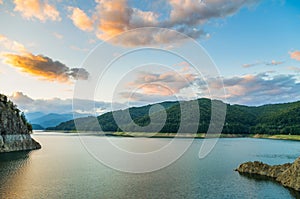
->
47;98;300;135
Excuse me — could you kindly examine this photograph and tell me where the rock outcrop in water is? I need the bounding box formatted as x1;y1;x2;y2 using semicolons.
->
0;94;41;152
236;157;300;191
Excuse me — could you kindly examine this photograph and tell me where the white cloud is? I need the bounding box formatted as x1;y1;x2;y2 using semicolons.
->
287;66;300;73
243;60;284;68
265;60;284;66
120;69;300;106
53;32;63;39
9;92;117;115
199;72;300;105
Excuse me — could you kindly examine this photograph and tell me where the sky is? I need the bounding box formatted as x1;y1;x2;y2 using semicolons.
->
0;0;300;114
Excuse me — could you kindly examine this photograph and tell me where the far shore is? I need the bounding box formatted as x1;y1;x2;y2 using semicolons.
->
34;131;300;141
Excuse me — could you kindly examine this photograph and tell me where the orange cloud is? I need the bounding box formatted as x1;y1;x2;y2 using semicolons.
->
265;60;284;66
0;34;27;52
67;0;257;46
68;7;93;32
125;70;197;97
105;28;187;47
95;0;134;40
13;0;60;22
3;53;89;83
69;0;169;46
173;61;191;72
138;84;174;96
290;51;300;61
0;35;88;83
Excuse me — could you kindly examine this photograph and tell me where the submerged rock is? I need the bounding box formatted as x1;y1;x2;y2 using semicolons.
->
236;157;300;191
0;94;41;153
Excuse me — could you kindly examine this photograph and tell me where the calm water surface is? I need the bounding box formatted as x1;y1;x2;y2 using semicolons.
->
0;133;300;199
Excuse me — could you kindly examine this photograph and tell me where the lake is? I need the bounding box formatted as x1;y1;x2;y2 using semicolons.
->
0;133;300;198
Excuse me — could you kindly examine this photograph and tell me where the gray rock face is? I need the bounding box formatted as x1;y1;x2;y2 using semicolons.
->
236;157;300;191
0;134;41;152
0;94;41;153
277;158;300;191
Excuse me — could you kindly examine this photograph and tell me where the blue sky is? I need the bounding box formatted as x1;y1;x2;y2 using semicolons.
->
0;0;300;114
202;0;300;76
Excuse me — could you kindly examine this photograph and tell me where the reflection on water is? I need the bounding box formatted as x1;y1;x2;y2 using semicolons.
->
0;134;299;198
0;151;31;198
0;151;30;162
255;154;299;160
238;173;300;199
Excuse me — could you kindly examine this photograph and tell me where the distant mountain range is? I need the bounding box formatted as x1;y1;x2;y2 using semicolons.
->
26;112;91;129
47;98;300;135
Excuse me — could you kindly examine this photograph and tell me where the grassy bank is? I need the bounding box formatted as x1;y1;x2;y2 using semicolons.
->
251;134;300;141
39;130;300;141
111;132;300;141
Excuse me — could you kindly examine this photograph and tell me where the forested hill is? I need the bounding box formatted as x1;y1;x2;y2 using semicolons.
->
47;98;300;135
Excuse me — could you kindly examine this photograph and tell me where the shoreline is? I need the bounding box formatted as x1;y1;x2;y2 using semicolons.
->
236;157;300;192
34;131;300;141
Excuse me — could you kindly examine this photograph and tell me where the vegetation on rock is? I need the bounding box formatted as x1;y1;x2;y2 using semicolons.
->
0;93;41;152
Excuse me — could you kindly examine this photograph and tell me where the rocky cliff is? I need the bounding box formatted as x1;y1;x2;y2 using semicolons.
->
0;94;41;152
236;157;300;191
